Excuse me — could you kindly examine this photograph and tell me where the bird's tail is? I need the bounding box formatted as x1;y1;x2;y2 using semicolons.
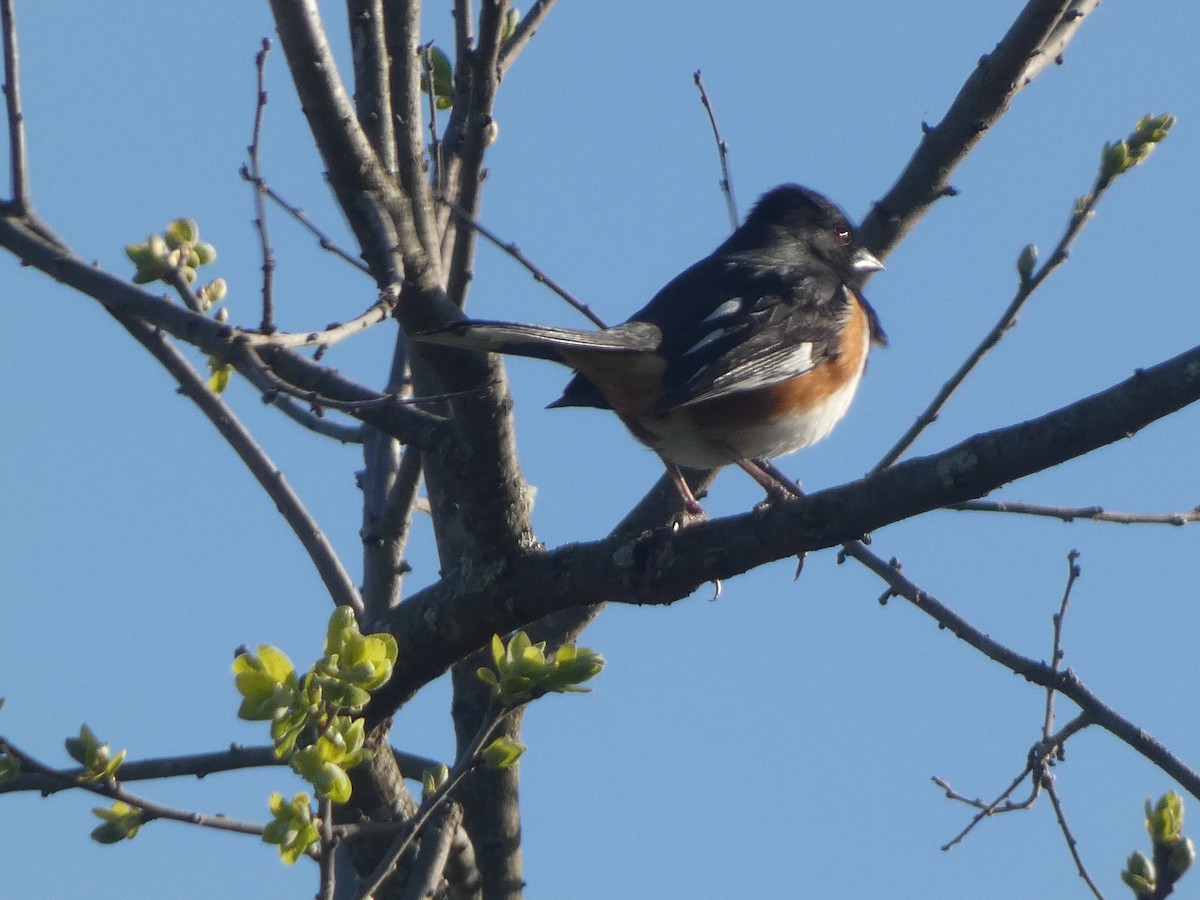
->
413;319;661;363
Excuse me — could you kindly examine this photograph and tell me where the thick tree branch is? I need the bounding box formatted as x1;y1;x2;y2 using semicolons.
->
381;0;441;257
348;0;396;172
367;342;1200;719
858;0;1095;259
268;0;438;294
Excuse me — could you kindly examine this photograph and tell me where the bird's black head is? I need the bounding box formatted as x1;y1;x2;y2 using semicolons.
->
727;184;882;281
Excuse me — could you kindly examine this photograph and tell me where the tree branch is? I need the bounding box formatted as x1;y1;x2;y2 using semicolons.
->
128;323;364;615
859;0;1095;259
949;499;1200;526
0;743;443;796
845;542;1200;800
497;0;555;75
367;341;1200;718
0;739;270;840
872;135;1116;471
0;0;30;212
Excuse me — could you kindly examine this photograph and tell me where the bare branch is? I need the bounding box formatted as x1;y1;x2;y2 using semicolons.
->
438;193;607;327
0;739;271;841
237;286;398;350
859;0;1095;259
135;327;364;615
0;0;29;211
1045;777;1106;900
357;707;513;900
873;151;1114;471
844;541;1200;801
400;802;463;900
382;0;443;261
240;170;372;273
1044;551;1082;740
0;744;444;796
440;0;511;309
247;38;278;333
935;766;1039;850
949;499;1200;526
269;0;438;292
693;70;738;230
264;392;364;442
318;797;336;900
1019;0;1099;84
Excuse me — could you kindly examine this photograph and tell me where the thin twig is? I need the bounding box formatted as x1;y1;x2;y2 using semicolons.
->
0;738;271;842
0;743;445;795
265;392;362;442
247;38;278;333
1045;776;1107;899
935;765;1039;850
873;170;1114;473
1039;555;1104;897
841;540;1200;801
1044;551;1081;740
140;331;364;616
238;342;463;414
693;70;738;230
161;268;206;315
237;285;398;349
239;171;371;273
0;0;29;211
437;193;608;328
950;499;1200;526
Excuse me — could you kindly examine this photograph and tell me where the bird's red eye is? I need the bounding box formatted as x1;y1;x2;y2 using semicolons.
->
833;228;852;246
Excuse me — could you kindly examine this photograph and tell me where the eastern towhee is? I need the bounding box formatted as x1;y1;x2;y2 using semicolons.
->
416;184;886;518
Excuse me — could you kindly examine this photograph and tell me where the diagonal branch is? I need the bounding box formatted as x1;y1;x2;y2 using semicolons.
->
367;341;1200;718
872;127;1132;471
127;321;364;615
844;541;1200;800
0;212;445;447
858;0;1095;259
498;0;555;75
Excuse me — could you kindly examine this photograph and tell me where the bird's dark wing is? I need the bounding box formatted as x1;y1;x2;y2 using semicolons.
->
631;253;853;412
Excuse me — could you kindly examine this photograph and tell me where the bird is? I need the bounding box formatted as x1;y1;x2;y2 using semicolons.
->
416;184;886;519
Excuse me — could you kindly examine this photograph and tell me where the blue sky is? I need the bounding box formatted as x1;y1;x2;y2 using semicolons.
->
1;2;1198;898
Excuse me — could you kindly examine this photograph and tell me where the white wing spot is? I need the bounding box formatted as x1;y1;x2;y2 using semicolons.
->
698;298;742;324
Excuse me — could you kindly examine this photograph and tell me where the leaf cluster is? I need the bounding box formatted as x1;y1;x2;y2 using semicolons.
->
233;606;398;861
1122;792;1195;898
